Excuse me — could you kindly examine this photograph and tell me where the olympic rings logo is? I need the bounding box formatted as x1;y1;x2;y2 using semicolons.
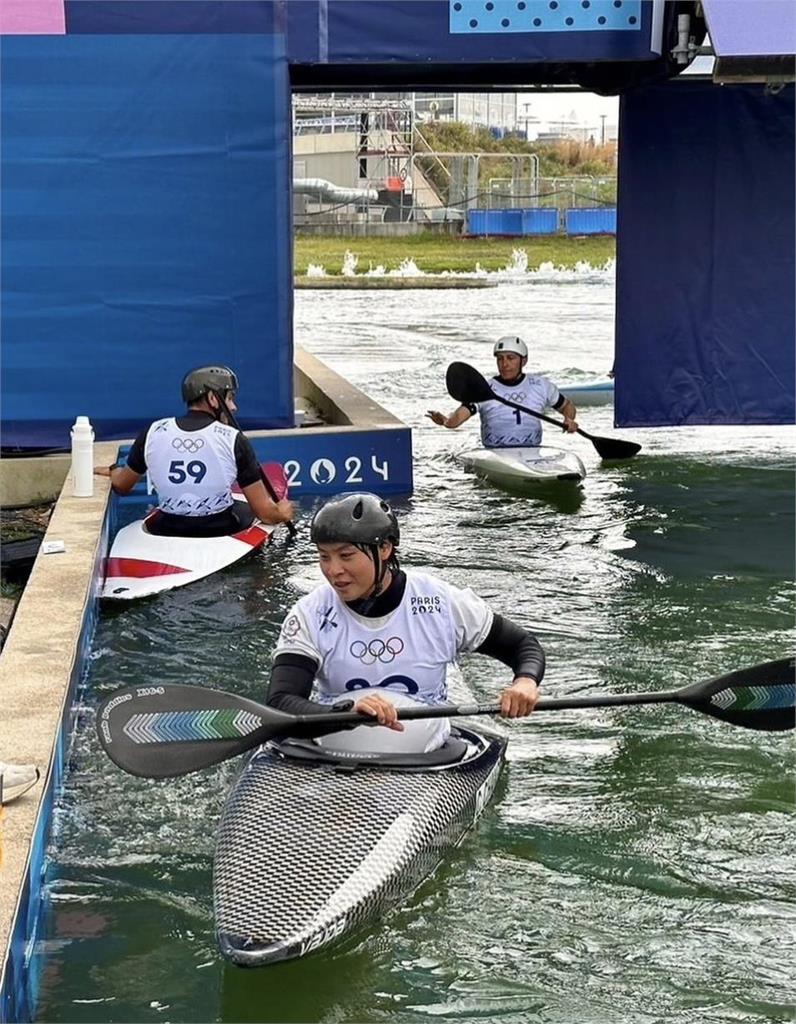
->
507;391;527;403
172;437;205;453
349;637;404;665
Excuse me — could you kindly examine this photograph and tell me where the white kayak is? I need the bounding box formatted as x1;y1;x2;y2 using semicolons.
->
458;445;586;489
561;378;614;406
101;463;287;600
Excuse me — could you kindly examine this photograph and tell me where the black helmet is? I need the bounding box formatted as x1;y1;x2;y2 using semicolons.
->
310;492;399;548
181;365;239;404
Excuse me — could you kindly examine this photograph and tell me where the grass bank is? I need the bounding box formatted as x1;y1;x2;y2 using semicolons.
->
294;233;615;275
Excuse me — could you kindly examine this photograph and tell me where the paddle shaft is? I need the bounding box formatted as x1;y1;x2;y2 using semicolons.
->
219;396;297;537
96;658;793;776
294;690;681;731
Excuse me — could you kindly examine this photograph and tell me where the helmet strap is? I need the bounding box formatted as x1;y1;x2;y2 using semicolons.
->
213;390;232;424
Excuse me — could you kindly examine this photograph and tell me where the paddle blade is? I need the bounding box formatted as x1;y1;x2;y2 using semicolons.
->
677;658;795;731
446;362;495;405
96;684;289;778
586;433;642;460
262;462;289;501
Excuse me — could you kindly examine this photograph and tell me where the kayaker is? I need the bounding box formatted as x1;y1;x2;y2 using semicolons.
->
267;491;544;753
426;335;579;448
95;365;293;537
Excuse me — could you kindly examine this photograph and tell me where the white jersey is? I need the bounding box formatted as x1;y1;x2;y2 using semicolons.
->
144;417;238;516
476;374;560;448
275;571;493;708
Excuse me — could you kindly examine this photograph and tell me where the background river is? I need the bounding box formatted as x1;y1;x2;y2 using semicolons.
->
34;269;795;1024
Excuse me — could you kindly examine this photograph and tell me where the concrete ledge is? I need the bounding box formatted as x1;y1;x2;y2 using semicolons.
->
293;345;403;428
0;457;69;509
0;442;117;1009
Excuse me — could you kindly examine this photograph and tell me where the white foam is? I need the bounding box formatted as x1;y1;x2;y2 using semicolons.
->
307;247;615;284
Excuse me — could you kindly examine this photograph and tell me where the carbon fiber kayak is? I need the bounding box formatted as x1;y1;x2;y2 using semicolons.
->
213;726;506;966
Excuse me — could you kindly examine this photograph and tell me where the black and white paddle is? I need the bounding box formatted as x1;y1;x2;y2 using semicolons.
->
96;658;794;779
445;360;641;461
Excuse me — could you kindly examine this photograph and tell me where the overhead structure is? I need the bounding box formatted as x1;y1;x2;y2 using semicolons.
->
0;0;792;454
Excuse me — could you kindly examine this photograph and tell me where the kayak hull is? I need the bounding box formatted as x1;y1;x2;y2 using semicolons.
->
561;378;614;406
214;726;507;967
102;461;286;600
458;445;586;488
101;515;273;599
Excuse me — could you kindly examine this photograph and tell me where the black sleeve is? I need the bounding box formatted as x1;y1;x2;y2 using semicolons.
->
553;394;567;410
234;432;263;489
475;613;545;685
125;427;150;475
266;652;331;716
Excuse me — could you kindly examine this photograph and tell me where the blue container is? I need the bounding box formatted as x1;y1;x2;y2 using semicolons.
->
565;207;617;235
521;208;558;235
467;208;558;236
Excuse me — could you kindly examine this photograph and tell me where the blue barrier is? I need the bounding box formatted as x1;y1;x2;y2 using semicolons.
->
522;209;559;235
466;208;558;236
565;207;617;235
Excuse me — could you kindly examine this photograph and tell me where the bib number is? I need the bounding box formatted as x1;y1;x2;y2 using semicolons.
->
345;675;419;695
168;460;207;484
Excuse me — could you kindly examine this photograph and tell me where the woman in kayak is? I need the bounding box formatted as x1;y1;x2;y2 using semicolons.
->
267;491;544;753
95;364;293;537
426;335;579;448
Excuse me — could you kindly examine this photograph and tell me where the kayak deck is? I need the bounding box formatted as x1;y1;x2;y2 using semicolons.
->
101;517;273;599
214;727;506;967
457;445;587;488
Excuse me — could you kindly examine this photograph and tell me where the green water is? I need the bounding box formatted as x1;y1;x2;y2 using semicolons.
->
35;279;795;1024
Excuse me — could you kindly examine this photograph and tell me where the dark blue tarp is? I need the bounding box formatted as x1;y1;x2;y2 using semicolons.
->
1;32;293;447
615;81;795;426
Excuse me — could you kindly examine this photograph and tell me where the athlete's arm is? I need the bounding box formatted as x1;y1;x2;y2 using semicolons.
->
267;653;396;727
425;404;474;429
267;652;326;715
553;393;578;433
241;479;294;525
235;433;294;525
476;613;545;718
94;429;146;494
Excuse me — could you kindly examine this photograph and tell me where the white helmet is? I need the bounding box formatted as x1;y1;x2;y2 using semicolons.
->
493;335;528;359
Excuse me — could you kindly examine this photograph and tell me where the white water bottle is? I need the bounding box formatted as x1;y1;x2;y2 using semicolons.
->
70;415;94;497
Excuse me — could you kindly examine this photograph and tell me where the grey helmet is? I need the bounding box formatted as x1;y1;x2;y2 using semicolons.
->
311;492;400;600
310;492;399;547
181;365;239;404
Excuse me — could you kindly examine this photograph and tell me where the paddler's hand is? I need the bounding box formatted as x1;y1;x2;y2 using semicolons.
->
499;677;539;718
562;417;579;434
94;465;111;477
274;498;295;524
426;410;448;427
354;693;405;731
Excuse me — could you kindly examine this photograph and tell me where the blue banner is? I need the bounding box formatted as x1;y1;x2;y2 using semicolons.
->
616;82;794;426
1;32;293;448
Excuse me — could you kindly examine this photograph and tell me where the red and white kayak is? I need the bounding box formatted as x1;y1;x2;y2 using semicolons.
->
101;464;287;601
